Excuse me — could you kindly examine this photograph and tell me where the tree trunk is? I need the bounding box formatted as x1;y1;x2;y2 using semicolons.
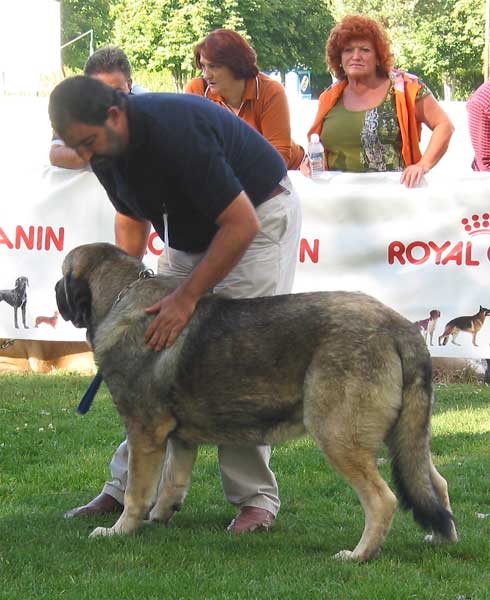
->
172;66;183;93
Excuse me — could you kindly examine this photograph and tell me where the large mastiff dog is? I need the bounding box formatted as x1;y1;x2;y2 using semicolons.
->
56;243;457;561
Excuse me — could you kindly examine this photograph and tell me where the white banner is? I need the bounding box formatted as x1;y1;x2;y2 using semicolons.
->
2;166;490;358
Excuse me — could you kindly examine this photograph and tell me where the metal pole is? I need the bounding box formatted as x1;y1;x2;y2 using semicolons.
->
60;29;94;51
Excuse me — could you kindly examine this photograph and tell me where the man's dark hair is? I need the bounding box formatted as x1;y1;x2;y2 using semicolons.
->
84;45;132;79
48;76;126;137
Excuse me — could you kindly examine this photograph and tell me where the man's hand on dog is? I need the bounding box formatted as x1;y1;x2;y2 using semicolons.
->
144;289;197;350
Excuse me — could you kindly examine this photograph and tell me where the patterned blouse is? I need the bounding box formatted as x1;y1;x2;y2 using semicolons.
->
320;76;430;172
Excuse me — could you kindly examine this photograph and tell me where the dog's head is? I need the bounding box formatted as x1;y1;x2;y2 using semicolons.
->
429;309;441;320
480;305;490;316
55;243;143;331
15;276;29;290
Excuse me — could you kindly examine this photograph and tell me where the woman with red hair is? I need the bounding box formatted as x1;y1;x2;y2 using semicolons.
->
186;29;304;169
305;15;454;187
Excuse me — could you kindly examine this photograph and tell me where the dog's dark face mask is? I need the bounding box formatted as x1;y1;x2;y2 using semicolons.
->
55;274;92;329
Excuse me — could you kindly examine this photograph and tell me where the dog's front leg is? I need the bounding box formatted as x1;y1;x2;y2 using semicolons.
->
13;306;19;329
21;301;28;329
149;438;198;524
90;414;177;539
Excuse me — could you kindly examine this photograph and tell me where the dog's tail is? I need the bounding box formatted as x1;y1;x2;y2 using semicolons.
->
386;339;455;540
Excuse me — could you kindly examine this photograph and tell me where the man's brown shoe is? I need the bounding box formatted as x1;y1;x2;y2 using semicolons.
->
64;492;123;519
227;507;275;534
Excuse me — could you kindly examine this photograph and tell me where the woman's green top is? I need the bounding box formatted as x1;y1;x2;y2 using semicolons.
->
321;81;430;172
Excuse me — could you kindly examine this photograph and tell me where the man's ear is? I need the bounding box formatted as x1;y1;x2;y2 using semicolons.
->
107;105;123;125
106;105;128;141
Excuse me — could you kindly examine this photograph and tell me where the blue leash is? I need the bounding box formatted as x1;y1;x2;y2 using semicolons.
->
77;372;103;414
75;268;156;415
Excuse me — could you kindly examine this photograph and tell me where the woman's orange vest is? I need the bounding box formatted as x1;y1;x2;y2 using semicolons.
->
307;70;423;167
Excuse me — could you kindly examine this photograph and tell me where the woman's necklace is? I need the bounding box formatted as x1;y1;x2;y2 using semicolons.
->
221;80;247;115
223;100;245;115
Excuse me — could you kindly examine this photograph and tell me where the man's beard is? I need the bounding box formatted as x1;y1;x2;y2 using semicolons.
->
91;125;126;167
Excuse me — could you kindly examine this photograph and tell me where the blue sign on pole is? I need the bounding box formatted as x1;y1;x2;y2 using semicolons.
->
297;69;311;99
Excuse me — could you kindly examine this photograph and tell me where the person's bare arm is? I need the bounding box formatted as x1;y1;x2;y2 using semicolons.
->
400;94;454;187
115;212;151;259
49;144;89;169
144;191;259;350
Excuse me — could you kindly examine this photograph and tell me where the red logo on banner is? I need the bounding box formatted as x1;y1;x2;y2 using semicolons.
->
461;213;490;236
299;239;319;263
0;226;64;251
146;231;164;256
388;213;490;266
0;226;321;266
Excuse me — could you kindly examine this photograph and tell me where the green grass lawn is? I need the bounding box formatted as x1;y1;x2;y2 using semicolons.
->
1;374;490;600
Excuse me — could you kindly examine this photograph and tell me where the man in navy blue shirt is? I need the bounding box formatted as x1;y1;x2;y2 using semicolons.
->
49;76;302;534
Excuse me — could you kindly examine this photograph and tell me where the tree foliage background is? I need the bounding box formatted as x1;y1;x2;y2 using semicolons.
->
60;0;486;98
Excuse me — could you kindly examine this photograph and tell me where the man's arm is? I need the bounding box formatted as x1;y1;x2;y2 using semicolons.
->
115;212;151;259
144;191;259;350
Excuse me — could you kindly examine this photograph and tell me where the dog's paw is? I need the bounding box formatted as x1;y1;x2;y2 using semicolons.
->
89;526;114;538
148;504;179;525
333;549;354;561
425;525;458;544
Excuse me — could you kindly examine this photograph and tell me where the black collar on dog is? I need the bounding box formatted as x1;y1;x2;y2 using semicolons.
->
77;268;155;415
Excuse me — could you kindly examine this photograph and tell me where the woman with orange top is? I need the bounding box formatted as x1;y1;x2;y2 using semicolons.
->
186;29;304;170
304;15;454;187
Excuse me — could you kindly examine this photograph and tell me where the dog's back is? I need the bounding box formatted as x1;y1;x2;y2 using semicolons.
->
97;289;427;446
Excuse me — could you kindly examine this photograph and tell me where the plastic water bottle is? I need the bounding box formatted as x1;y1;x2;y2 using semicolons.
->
308;133;325;179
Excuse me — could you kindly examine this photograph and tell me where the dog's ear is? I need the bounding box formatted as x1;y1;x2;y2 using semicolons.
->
55;279;71;322
55;274;91;328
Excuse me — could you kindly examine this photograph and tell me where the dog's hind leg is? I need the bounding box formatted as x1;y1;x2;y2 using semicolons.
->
90;413;177;538
451;331;461;346
149;438;198;524
320;443;397;562
425;457;458;543
304;356;400;561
